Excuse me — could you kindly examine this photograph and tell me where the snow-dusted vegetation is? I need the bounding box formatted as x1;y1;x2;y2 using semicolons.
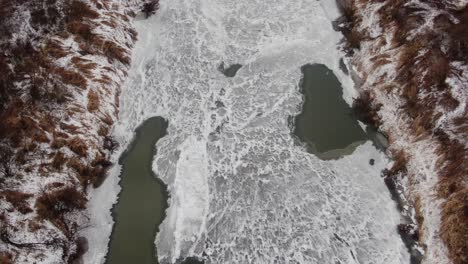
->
337;0;467;263
0;0;159;262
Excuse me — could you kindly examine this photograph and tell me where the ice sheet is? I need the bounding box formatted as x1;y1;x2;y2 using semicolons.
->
92;0;409;263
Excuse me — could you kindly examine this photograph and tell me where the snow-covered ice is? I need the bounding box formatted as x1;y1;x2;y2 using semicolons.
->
85;0;410;263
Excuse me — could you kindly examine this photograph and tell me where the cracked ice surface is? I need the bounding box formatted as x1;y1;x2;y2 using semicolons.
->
114;0;409;263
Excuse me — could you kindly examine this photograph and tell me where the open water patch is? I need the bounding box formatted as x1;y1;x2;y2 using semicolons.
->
293;63;368;160
106;117;168;264
218;62;242;77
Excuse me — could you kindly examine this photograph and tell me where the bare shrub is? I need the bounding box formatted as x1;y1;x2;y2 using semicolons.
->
36;187;87;237
142;0;160;18
0;146;14;179
103;136;118;152
90;154;112;187
0;252;14;264
352;90;382;127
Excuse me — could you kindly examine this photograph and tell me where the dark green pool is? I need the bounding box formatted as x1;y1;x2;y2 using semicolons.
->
106;117;168;264
218;62;242;77
294;64;368;159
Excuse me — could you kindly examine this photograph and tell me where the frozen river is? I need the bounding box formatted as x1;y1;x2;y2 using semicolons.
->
86;0;409;263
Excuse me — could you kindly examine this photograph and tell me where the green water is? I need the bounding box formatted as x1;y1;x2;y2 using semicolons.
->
106;117;168;264
294;64;368;159
218;62;242;77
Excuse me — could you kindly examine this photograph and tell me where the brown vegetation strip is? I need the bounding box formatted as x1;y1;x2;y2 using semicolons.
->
337;0;468;263
0;0;160;262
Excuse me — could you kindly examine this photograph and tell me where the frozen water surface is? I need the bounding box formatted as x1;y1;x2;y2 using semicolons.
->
112;0;409;263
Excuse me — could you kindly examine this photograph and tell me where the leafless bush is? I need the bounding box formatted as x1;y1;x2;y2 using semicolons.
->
142;0;160;18
0;146;14;179
103;136;118;152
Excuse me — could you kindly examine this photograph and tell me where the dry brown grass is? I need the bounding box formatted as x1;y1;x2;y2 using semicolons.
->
68;137;88;157
0;0;138;261
36;187;87;237
73;60;97;77
51;137;67;149
52;152;67;170
44;40;69;59
388;150;408;176
97;125;109;137
0;252;14;264
68;156;109;188
60;123;81;134
342;2;468;263
440;188;468;264
32;130;50;144
100;113;114;126
0;190;33;214
68;158;89;179
101;40;130;65
87;90;100;112
55;68;87;90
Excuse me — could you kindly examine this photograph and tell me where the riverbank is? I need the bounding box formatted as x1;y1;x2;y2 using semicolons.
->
336;1;468;263
0;0;141;263
0;1;158;262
